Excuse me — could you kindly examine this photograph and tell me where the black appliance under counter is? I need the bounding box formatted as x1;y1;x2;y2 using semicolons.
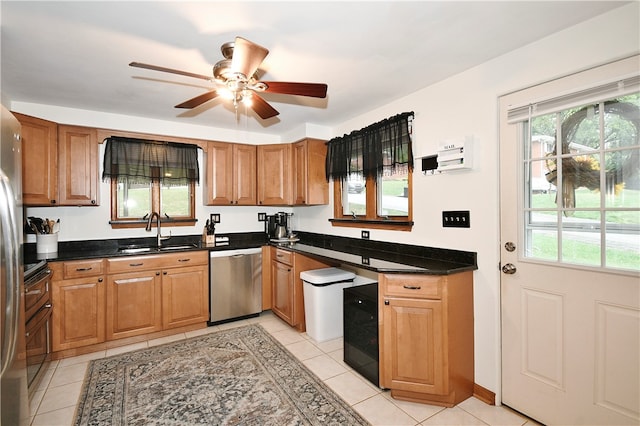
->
344;282;379;387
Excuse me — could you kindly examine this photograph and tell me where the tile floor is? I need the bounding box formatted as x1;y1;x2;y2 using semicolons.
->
29;311;541;426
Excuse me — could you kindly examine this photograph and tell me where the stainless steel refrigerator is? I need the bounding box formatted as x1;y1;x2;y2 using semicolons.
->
1;105;29;425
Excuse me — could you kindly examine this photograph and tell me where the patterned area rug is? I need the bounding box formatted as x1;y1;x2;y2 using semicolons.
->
74;324;369;425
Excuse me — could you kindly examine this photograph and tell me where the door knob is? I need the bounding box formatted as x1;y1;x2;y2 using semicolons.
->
502;263;517;274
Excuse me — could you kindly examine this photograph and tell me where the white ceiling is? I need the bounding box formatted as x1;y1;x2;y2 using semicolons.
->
1;1;627;136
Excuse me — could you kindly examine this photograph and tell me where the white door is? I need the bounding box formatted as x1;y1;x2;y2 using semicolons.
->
499;56;640;425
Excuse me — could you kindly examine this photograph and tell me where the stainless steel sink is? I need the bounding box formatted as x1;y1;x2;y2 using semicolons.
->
117;243;198;254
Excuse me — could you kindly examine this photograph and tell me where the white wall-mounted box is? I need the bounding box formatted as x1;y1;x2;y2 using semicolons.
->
437;137;473;171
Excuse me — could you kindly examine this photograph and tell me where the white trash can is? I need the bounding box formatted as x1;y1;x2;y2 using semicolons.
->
301;267;356;343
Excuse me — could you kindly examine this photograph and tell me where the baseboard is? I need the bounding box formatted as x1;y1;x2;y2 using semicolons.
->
473;383;496;405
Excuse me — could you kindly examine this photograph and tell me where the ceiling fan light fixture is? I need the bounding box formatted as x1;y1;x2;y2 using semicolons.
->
217;87;234;100
241;91;253;107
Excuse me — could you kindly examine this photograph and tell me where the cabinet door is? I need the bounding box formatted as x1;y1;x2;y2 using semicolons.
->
271;260;294;325
106;271;162;340
292;138;328;206
205;141;234;205
234;143;257;205
380;297;446;395
257;144;292;205
14;113;58;206
292;140;308;205
52;276;105;351
57;125;99;206
161;265;208;329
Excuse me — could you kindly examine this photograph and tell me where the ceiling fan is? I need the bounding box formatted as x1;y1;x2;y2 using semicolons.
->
129;36;328;120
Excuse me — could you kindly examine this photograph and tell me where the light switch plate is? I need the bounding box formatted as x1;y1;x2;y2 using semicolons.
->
258;212;267;222
361;230;370;239
442;210;470;228
210;213;221;224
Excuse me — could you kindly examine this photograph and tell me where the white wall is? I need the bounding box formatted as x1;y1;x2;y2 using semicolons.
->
295;2;639;401
13;3;639;402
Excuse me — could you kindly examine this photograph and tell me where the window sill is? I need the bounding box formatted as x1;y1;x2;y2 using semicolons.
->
329;218;414;231
109;218;197;229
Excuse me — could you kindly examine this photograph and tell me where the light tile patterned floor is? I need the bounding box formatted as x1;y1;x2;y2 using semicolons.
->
29;312;541;426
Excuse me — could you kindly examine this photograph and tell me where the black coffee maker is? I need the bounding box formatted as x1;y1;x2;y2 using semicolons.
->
267;212;290;239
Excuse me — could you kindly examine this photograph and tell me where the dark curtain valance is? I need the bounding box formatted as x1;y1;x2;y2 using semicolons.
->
325;111;414;182
102;137;200;186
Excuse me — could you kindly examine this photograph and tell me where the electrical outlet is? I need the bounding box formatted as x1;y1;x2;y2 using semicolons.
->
361;230;370;239
258;212;267;221
210;213;221;224
442;210;470;228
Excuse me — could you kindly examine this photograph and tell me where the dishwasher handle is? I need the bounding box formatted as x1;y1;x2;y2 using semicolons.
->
209;247;262;258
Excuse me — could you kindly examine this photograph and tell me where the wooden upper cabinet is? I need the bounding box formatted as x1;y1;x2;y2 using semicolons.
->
257;143;292;205
204;141;256;205
234;143;257;205
14;112;58;206
57;125;99;206
293;138;328;205
13;113;99;207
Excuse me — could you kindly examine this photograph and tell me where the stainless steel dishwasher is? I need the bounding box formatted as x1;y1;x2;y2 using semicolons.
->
209;248;262;324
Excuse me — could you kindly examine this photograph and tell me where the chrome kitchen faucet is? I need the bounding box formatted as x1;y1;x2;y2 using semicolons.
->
146;211;171;248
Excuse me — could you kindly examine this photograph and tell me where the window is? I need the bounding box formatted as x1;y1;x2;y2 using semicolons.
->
103;137;199;228
521;93;639;271
327;112;414;230
334;172;412;230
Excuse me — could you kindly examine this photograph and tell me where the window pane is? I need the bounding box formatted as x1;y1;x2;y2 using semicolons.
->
378;174;409;217
605;149;639;208
342;175;366;216
561;214;601;267
117;181;150;218
160;184;190;217
528;159;557;209
526;229;558;261
605;211;640;271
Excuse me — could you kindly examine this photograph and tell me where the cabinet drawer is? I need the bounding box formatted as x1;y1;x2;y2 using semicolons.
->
160;251;208;267
273;248;292;265
107;251;208;274
381;274;442;299
62;259;105;279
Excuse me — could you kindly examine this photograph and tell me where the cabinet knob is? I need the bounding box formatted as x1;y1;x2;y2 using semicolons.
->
98;278;103;283
163;271;168;275
51;199;56;204
384;300;389;305
156;272;160;276
91;200;96;205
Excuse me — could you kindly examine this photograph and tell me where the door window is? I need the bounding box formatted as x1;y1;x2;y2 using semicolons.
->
523;94;639;271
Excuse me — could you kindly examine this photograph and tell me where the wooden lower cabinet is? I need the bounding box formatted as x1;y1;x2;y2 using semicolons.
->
106;271;162;340
379;271;474;407
271;249;294;325
161;265;209;329
269;247;335;332
50;260;106;352
51;251;209;353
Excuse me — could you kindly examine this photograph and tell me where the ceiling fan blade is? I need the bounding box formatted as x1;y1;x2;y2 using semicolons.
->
262;81;328;98
250;94;279;119
231;37;269;79
130;62;212;81
175;90;219;109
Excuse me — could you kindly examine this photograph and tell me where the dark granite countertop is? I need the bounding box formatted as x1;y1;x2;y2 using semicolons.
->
24;232;268;264
24;230;477;276
270;231;477;275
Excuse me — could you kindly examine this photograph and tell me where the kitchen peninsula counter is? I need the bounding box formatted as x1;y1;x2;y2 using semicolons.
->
271;231;477;275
